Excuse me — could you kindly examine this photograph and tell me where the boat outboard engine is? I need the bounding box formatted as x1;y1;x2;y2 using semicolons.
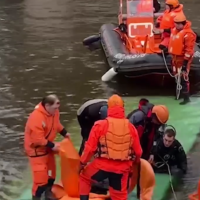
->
119;23;127;34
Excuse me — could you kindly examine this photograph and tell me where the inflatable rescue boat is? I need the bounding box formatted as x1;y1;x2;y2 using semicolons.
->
52;139;156;200
83;0;200;82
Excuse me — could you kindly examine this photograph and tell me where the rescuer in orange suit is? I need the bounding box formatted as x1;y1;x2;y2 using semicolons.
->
79;94;142;200
24;94;70;200
168;14;196;104
155;0;184;51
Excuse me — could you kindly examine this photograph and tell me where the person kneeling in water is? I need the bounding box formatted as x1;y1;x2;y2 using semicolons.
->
127;99;169;160
77;99;108;155
79;95;142;200
149;127;187;175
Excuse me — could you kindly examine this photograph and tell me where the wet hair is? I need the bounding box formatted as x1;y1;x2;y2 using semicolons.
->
164;128;176;137
41;94;58;107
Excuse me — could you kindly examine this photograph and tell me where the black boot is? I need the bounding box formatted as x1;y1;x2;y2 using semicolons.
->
45;187;57;200
80;195;89;200
32;196;41;200
179;93;190;105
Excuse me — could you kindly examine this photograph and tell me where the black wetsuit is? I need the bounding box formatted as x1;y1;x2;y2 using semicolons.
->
77;99;107;155
151;138;187;174
127;103;165;160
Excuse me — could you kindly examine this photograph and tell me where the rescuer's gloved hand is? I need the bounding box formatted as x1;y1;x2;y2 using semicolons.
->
159;44;168;53
119;23;127;33
163;28;171;34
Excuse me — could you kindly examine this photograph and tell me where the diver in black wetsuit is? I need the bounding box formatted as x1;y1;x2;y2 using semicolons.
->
149;127;187;175
77;99;108;155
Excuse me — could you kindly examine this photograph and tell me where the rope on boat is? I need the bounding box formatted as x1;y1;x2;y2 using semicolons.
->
155;158;178;200
161;51;189;100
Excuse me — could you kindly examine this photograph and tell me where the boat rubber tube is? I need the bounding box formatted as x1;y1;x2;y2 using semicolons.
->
100;24;200;77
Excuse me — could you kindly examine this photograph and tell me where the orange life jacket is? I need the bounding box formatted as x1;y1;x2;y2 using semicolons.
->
159;5;183;29
96;117;135;160
168;24;195;56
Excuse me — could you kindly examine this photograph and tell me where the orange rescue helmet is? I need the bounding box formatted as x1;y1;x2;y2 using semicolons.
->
152;105;169;124
108;94;124;108
165;0;179;8
174;13;186;23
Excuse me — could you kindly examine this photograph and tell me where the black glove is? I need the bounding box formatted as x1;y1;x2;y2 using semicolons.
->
163;28;171;34
181;60;188;72
119;23;127;33
155;22;160;28
59;128;68;137
159;44;168;53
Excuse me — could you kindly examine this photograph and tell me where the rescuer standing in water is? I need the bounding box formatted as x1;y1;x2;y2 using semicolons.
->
127;99;169;160
77;99;108;155
24;95;70;200
168;13;196;104
79;94;142;200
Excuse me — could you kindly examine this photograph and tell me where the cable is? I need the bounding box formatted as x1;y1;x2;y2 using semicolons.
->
161;51;182;100
155;157;178;200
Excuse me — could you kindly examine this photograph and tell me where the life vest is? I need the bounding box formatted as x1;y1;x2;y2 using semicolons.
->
159;5;183;29
168;23;196;56
96;117;135;161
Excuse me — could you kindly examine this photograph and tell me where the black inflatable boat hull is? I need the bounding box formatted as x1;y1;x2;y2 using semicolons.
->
100;24;200;77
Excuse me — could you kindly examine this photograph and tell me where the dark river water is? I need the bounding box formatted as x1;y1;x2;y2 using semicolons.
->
0;0;200;199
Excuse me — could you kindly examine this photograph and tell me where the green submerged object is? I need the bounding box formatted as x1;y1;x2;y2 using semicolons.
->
17;96;200;200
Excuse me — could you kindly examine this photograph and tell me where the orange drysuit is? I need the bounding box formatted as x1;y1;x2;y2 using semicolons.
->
79;95;142;200
24;103;66;197
129;159;155;200
156;4;183;48
168;21;196;94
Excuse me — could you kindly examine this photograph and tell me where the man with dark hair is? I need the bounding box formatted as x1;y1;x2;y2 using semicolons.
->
24;94;70;200
149;127;187;174
77;99;108;155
